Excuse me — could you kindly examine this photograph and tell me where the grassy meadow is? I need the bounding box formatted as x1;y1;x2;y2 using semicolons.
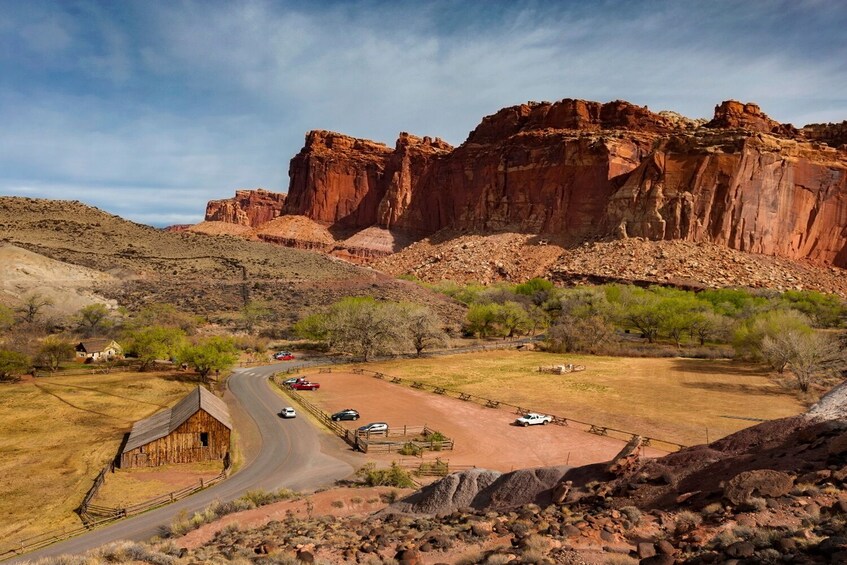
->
345;350;806;448
0;372;197;546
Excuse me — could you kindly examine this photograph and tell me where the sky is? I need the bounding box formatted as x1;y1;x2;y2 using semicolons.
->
1;0;846;227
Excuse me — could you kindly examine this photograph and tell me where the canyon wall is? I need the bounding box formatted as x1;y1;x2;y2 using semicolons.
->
205;189;286;226
211;99;847;267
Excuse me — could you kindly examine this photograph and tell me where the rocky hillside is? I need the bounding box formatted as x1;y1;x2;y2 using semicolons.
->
204;99;847;282
64;380;847;564
0;197;464;323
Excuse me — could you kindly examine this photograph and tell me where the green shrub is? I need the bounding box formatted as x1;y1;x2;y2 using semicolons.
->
398;442;422;456
356;462;416;488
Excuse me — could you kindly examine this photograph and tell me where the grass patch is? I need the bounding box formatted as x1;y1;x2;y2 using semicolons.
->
0;372;199;544
346;350;805;446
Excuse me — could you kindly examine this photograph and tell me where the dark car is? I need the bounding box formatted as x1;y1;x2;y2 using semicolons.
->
330;409;360;421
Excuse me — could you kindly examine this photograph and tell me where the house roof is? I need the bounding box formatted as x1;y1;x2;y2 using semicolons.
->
122;386;232;453
76;338;120;353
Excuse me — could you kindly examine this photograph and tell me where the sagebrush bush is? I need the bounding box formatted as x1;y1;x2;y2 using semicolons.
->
356;462;416;488
674;510;703;534
619;505;642;526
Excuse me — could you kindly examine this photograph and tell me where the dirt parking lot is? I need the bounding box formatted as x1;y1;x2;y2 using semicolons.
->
294;371;663;472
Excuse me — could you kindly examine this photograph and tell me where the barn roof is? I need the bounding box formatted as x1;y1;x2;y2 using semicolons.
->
122;386;232;453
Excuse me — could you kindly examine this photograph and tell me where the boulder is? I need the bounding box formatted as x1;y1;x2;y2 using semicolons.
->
724;470;795;505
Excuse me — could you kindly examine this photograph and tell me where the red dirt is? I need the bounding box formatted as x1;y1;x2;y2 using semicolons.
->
294;371;665;471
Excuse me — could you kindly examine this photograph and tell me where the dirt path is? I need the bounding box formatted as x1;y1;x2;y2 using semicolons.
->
304;371;665;471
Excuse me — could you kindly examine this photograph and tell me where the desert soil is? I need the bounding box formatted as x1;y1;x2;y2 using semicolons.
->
283;371;666;472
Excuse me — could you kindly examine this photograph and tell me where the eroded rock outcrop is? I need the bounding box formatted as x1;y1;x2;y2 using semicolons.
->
205;189;286;226
208;98;847;269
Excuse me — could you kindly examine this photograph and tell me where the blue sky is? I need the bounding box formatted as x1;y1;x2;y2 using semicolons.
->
1;0;846;226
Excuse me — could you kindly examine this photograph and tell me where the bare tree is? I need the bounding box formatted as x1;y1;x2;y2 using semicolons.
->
403;306;447;356
763;331;847;392
17;294;54;324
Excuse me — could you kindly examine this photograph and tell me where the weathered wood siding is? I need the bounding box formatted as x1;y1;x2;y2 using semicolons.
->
120;409;230;468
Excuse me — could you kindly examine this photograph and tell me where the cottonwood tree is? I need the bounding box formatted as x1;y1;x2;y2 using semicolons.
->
178;337;238;382
547;315;615;354
402;305;447;356
324;298;406;361
125;326;187;370
734;309;812;360
76;304;113;337
496;301;532;338
465;303;502;338
0;350;30;381
37;337;75;371
241;301;270;334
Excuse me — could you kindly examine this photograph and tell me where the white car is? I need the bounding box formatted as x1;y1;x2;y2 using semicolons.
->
515;413;552;427
279;407;296;419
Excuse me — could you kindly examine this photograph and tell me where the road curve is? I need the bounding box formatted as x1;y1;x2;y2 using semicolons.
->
7;363;353;564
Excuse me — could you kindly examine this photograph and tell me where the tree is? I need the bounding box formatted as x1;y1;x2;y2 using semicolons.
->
125;326;187;370
323;298;406;361
402;305;447;356
689;311;731;345
780;290;847;328
129;303;200;334
547;315;615;354
293;313;330;341
37;337;75;371
658;296;704;347
241;301;270;334
496;301;532;338
178;337;238;382
17;294;53;324
733;309;812;360
0;350;30;381
514;278;555;306
76;304;113;337
765;331;847;392
465;303;502;338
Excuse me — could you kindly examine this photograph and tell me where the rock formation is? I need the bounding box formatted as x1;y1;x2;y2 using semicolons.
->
205;188;286;226
206;98;847;270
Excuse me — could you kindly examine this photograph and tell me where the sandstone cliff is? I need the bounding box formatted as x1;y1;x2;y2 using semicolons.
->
205;188;286;226
206;98;847;271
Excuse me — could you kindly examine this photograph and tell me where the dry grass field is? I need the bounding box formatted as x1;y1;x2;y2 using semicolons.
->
92;461;223;509
0;372;198;545
347;350;806;447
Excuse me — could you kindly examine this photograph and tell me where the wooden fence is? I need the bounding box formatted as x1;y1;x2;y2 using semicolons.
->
1;456;231;561
285;368;687;453
275;379;454;454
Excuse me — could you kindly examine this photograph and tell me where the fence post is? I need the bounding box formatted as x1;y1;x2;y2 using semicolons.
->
200;478;204;488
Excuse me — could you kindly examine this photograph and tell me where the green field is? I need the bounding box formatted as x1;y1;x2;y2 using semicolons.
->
346;350;806;447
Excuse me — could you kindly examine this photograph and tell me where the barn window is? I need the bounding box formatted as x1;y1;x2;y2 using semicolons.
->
200;432;209;447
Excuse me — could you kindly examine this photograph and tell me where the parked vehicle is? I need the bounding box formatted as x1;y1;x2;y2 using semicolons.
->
330;409;360;421
273;351;295;361
515;413;552;427
279;407;296;418
283;377;301;385
357;422;388;435
290;380;320;390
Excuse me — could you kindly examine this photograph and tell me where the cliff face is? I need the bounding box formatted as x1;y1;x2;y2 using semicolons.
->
213;99;847;268
205;189;286;226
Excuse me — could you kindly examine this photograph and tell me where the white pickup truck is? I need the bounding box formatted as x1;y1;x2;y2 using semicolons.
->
515;412;553;427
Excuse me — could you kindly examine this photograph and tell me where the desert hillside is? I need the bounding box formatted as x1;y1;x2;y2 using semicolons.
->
0;197;464;322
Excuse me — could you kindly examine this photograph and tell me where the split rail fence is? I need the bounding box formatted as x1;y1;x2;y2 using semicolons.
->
281;367;687;453
275;379;454;454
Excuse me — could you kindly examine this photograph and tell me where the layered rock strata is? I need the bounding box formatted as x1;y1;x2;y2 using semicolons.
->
210;99;847;269
205;188;286;226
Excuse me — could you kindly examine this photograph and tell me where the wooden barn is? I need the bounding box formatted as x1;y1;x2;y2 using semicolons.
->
119;386;231;469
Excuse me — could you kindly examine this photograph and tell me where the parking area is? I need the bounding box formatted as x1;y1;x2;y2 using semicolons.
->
293;371;665;471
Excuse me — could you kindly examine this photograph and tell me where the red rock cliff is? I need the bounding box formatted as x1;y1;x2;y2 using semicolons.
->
205;189;286;226
251;99;847;267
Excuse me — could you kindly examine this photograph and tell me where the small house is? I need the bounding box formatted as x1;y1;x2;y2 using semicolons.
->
119;386;232;468
75;339;122;362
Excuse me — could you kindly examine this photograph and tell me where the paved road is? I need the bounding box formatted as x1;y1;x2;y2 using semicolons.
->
6;363;353;564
